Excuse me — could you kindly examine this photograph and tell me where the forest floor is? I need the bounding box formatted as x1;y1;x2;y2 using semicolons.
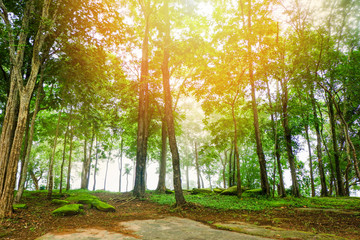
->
1;190;360;239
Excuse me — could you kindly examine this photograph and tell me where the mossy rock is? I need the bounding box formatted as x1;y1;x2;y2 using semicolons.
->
51;199;70;205
165;189;175;194
220;186;247;195
66;193;98;204
191;188;213;195
13;204;27;210
213;188;225;194
242;189;264;197
52;204;84;216
91;200;115;212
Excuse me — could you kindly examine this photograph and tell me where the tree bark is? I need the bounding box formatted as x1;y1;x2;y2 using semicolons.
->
66;126;74;191
247;0;270;196
304;124;315;197
93;138;99;191
47;111;62;200
195;142;201;189
60;107;72;193
156;117;167;193
231;101;242;197
134;0;151;199
265;80;286;197
309;87;328;196
104;144;112;191
15;79;43;202
118;139;123;192
327;93;345;196
162;0;186;206
281;77;300;197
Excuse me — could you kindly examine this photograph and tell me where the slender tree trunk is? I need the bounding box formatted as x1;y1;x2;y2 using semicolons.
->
344;126;351;196
66;126;74;191
186;165;190;190
81;138;88;189
195;142;201;188
265;80;286;197
60;107;72;194
134;0;151;198
93;138;99;191
305;124;315;197
18;116;30;190
310;87;328;196
281;77;300;197
47;111;62;200
104;145;112;191
15;79;43;202
29;169;39;191
327;93;345;196
229;144;233;187
156;117;167;193
231;102;242;197
118;139;123;192
86;129;95;188
247;0;269;196
162;0;185;205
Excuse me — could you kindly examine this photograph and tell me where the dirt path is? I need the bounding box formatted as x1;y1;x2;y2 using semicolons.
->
38;217;269;240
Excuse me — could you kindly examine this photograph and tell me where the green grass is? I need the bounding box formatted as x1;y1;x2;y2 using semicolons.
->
149;193;360;211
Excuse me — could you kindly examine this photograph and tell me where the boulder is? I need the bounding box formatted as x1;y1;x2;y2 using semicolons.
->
220;186;248;195
52;204;84;216
242;189;264;197
51;199;70;205
213;188;225;194
66;193;98;205
191;188;213;195
91;200;115;212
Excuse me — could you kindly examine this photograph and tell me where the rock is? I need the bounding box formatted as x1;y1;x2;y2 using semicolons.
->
66;193;98;205
91;200;115;212
242;189;264;197
221;186;249;195
52;204;84;216
13;204;27;210
165;189;174;194
213;188;225;194
51;199;70;205
191;188;213;195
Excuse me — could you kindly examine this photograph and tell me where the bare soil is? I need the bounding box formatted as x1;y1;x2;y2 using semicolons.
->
1;192;359;239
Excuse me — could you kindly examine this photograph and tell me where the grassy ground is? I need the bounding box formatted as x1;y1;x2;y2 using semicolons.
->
1;190;359;239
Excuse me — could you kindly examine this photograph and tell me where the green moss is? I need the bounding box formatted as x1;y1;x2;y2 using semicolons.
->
242;189;263;197
191;188;213;195
51;199;70;205
51;204;84;216
91;200;115;212
65;193;98;204
213;188;225;194
13;204;27;210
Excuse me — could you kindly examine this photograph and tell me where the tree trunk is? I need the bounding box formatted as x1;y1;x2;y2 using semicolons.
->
118;139;123;192
195;142;201;189
231;102;242;197
156;117;167;193
15;79;43;202
162;0;186;206
66;126;74;191
229;144;233;187
134;0;151;199
81;138;88;189
186;165;190;190
265;80;286;197
247;0;269;196
29;169;39;191
327;93;345;196
60;107;72;194
104;145;112;191
0;0;53;217
304;124;315;197
281;77;300;197
310;87;328;196
93;138;99;191
47;111;62;200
